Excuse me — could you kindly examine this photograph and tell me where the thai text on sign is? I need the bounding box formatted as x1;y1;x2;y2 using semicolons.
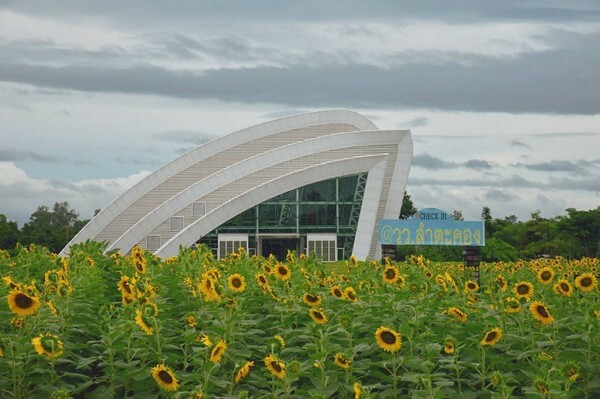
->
378;208;485;246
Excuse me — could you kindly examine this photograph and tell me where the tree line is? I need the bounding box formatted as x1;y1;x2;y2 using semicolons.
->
0;202;94;254
0;198;598;261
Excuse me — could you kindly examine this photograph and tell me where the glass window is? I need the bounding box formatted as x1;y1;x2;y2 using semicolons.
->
192;202;206;217
170;216;184;231
147;235;160;251
306;234;337;262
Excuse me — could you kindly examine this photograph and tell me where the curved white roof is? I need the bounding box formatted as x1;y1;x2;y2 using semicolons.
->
61;110;412;260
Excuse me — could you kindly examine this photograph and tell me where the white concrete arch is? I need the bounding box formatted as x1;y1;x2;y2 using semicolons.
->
60;110;413;261
108;130;407;254
60;110;376;256
155;154;389;258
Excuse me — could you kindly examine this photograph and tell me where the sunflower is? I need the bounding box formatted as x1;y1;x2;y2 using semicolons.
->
553;279;573;297
303;293;322;307
3;275;21;291
262;263;273;275
504;297;522;313
534;378;549;396
189;390;204;399
32;332;64;359
309;308;328;324
117;275;137;300
131;246;147;275
135;309;154;335
565;362;580;382
255;273;271;292
264;354;286;380
274;263;291;280
480;327;503;347
227;274;246;293
274;335;285;348
344;287;358;302
210;339;227;363
575;273;597;292
330;285;344;299
199;334;213;347
445;307;468;323
235;360;255;383
530;301;554;325
443;337;456;355
199;274;221;302
435;275;448;291
445;272;459;294
537;267;554;285
375;326;402;353
8;291;41;316
382;265;400;284
464;280;479;293
490;371;502;387
11;317;24;330
495;275;508;291
513;281;534;300
151;364;179;392
46;301;58;316
333;353;351;369
185;314;197;328
353;382;362;399
57;281;73;297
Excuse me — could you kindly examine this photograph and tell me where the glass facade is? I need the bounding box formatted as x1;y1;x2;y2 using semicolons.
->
198;172;367;260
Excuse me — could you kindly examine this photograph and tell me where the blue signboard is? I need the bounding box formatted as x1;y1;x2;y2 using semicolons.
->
378;208;485;246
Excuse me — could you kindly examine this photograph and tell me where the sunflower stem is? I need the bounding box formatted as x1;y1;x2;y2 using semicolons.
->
480;346;486;391
391;353;399;397
454;354;462;396
153;317;162;356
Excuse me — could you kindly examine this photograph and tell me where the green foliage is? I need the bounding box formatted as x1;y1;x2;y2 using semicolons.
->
0;215;20;251
400;192;417;220
1;202;89;253
1;246;599;398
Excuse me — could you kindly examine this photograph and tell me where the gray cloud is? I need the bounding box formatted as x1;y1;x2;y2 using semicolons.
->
2;28;598;115
412;154;457;170
401;117;430;128
114;157;161;166
174;146;196;155
513;159;599;175
0;148;61;163
151;130;217;145
484;189;518;202
529;132;600;139
0;103;32;111
409;174;600;192
510;140;532;149
464;159;493;170
3;1;599;26
413;154;495;170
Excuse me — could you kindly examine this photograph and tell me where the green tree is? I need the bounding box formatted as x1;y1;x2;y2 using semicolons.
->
0;214;20;250
481;206;492;238
559;207;600;257
451;210;464;221
400;191;417;219
21;202;80;253
481;237;519;262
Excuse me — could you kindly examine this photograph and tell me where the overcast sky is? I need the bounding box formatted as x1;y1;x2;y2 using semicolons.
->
1;1;599;226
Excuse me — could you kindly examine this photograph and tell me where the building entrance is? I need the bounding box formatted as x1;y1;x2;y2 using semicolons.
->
257;234;300;260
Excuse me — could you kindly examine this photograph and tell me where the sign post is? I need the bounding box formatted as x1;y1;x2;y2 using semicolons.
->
378;208;485;283
462;246;481;284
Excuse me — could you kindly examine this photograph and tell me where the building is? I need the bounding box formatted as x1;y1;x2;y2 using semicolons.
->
60;110;412;260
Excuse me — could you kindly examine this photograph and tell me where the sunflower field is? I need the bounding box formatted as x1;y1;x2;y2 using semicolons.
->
1;243;599;398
